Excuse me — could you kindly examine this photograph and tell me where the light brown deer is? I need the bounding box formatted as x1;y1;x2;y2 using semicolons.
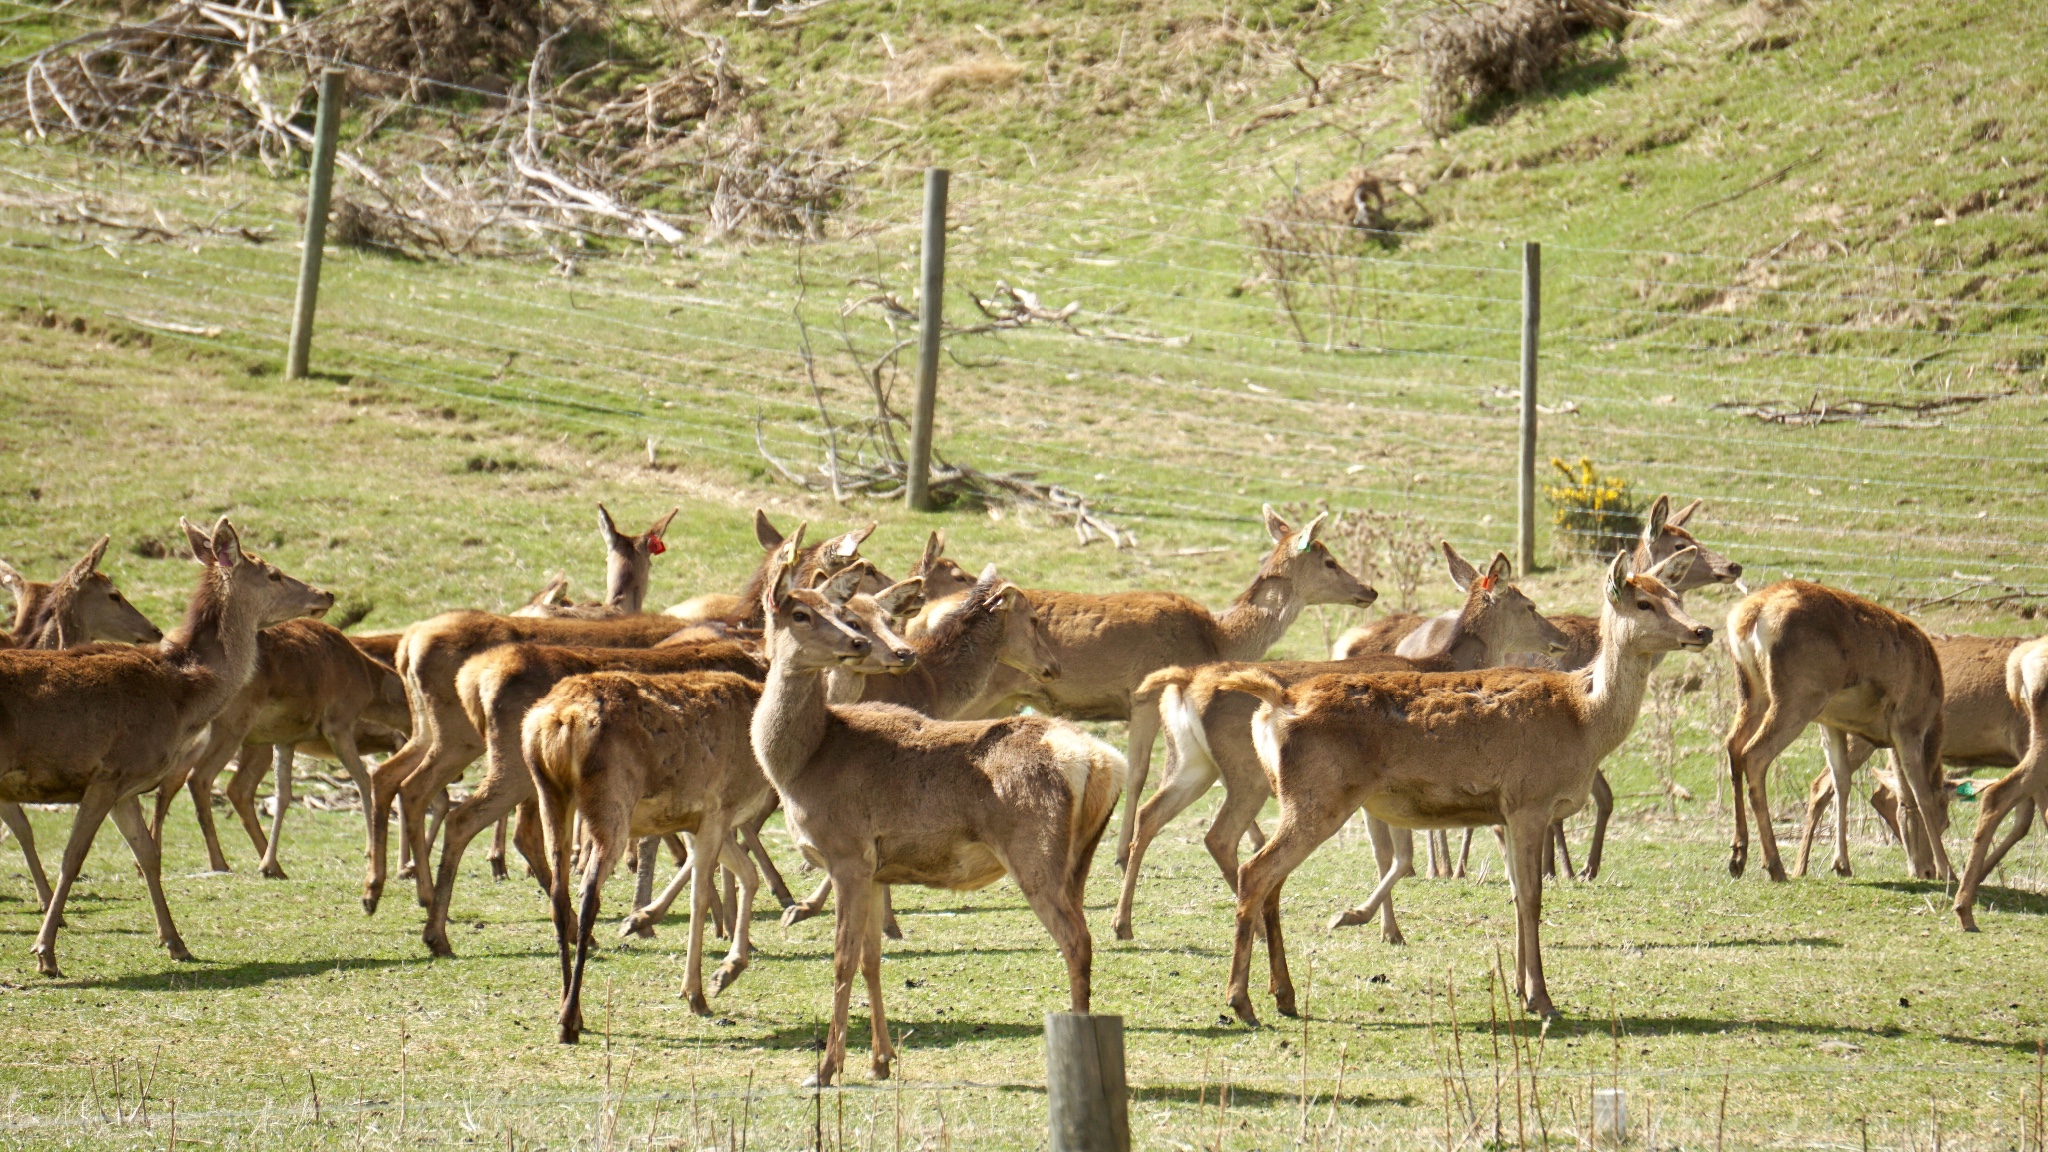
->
1111;546;1565;942
750;537;1126;1086
1953;637;2048;929
0;518;332;975
1215;548;1708;1020
1794;634;2026;877
523;563;923;1040
418;635;766;957
0;538;163;915
147;618;411;878
929;507;1374;870
1724;581;1950;883
664;511;873;628
363;520;880;914
510;505;678;619
1332;497;1739;663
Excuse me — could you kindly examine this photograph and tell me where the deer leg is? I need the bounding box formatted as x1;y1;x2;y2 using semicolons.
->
1329;817;1411;939
633;835;659;912
709;835;759;997
879;886;902;941
1203;770;1269;893
257;744;293;879
1732;697;1820;883
1870;776;1905;845
1456;827;1475;878
1551;822;1578;881
110;794;191;963
721;859;739;940
1582;771;1613;880
222;745;273;862
738;816;795;909
31;783;120;978
421;759;528;958
1018;861;1094;1015
1794;767;1833;879
624;844;694;939
1816;725;1858;878
808;865;875;1088
1327;815;1409;934
562;822;624;1047
1227;800;1350;1027
1955;757;2047;930
0;803;55;918
862;880;896;1081
184;753;236;874
1503;811;1555;1017
1112;727;1219;940
487;816;510;882
1114;697;1162;870
405;788;452;886
362;734;433;915
783;875;833;928
682;813;731;1017
149;760;191;845
1892;722;1954;882
1982;796;2036;876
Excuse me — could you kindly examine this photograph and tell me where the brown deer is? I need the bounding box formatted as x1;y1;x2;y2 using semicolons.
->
523;564;923;1040
1332;497;1738;663
1111;546;1566;942
926;507;1374;870
0;538;163;915
510;505;679;619
147;618;411;878
750;535;1126;1085
1724;582;1950;883
1215;548;1708;1020
1794;634;2026;877
1954;636;2048;930
0;518;332;975
664;511;874;629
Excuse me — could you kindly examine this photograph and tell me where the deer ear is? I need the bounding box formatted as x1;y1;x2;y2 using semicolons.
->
0;558;23;598
181;517;215;566
1262;504;1292;543
766;527;807;606
1647;545;1697;589
598;503;623;545
1482;551;1513;592
831;522;877;562
209;519;243;570
754;509;784;550
915;531;945;577
872;577;925;619
1605;550;1633;604
819;563;868;604
648;507;680;540
1296;512;1328;552
1643;494;1671;539
1442;541;1479;592
64;536;112;584
1667;498;1702;529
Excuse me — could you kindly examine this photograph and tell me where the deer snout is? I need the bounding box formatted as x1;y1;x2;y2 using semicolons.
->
308;589;336;617
1721;561;1743;581
1682;625;1713;649
1036;657;1062;683
1353;587;1379;607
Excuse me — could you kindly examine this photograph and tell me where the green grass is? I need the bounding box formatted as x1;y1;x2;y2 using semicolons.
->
1;0;2047;1144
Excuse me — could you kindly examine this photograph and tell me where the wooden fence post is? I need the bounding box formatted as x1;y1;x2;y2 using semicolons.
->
905;167;950;511
1517;240;1541;574
286;67;345;382
1046;1013;1129;1152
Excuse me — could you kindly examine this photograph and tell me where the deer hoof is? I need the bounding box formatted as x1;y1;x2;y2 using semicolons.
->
620;912;657;939
1525;997;1561;1020
882;920;904;941
687;991;712;1017
422;930;454;959
1382;928;1406;947
1113;921;1134;942
1832;860;1853;878
1326;909;1372;930
33;952;61;979
1767;863;1789;883
261;863;288;880
872;1056;892;1081
397;862;417;880
802;1067;840;1089
1727;851;1747;878
709;960;747;995
1227;994;1260;1028
780;905;816;929
1956;906;1979;932
164;937;193;962
489;858;509;882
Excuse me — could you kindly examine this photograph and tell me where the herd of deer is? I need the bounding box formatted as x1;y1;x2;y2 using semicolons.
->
3;497;2046;1083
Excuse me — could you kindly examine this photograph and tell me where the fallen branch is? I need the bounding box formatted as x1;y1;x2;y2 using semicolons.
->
1711;390;2013;429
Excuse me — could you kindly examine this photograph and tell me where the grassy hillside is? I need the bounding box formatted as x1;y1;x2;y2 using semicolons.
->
1;0;2047;1146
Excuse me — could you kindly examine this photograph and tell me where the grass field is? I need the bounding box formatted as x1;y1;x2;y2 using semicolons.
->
3;317;2048;1150
2;0;2047;1144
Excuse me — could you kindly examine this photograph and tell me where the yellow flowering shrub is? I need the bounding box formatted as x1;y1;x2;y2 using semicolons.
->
1543;456;1645;562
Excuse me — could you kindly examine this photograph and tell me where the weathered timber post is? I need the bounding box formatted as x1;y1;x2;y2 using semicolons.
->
905;167;950;511
1046;1013;1129;1152
285;67;345;382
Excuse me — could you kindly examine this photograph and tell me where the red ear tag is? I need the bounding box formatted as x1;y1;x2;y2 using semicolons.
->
647;537;667;555
1476;575;1498;592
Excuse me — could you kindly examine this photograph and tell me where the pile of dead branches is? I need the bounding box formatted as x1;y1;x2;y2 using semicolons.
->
1711;390;2014;429
1419;0;1633;135
303;0;568;98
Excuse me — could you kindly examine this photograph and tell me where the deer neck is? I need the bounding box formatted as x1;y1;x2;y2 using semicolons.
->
902;595;1007;716
1214;574;1302;661
605;555;646;613
1576;605;1658;759
752;635;836;790
160;572;265;721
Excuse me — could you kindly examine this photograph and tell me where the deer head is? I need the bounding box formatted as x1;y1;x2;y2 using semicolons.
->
1446;546;1565;659
1257;506;1378;609
179;517;334;628
910;532;979;603
44;536;162;646
986;569;1060;683
598;503;679;613
1634;496;1741;591
762;527;905;675
1603;546;1712;657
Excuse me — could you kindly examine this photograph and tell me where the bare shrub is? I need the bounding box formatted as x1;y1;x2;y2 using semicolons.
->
1243;177;1385;350
1419;0;1633;136
1283;500;1434;612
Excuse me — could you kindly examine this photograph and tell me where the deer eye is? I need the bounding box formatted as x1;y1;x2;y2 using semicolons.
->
268;571;282;582
1323;558;1337;568
1635;599;1652;611
792;609;812;624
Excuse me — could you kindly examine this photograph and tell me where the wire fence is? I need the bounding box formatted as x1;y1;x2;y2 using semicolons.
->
0;0;2044;609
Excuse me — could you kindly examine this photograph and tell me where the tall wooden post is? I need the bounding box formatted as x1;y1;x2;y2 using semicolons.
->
1046;1013;1129;1152
905;167;950;512
1517;240;1541;574
286;67;345;381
